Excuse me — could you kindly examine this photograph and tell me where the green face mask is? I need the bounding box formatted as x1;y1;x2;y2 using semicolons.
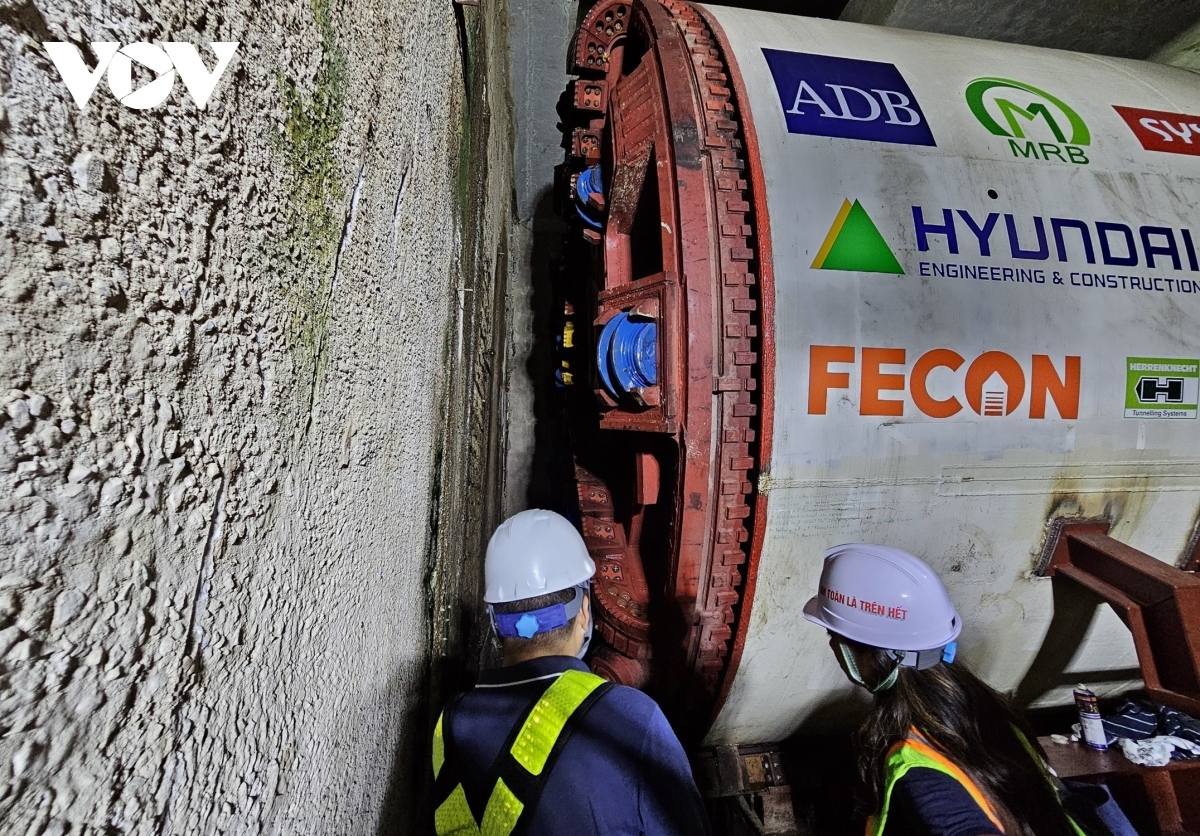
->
836;639;904;693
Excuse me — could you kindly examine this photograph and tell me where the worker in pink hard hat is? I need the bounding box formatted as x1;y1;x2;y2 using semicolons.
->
804;544;1090;836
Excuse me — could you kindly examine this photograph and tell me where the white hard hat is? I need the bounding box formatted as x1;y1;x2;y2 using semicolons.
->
802;543;962;654
484;509;596;604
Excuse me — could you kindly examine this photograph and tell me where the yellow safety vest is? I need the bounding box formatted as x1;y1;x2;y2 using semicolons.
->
432;669;609;836
866;730;1087;836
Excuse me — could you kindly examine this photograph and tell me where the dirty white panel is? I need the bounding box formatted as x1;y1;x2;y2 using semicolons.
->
702;6;1200;744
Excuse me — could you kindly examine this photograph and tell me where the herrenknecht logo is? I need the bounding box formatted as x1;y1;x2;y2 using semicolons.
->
43;42;239;111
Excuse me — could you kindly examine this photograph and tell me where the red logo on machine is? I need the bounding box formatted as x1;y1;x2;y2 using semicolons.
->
820;585;907;621
1113;106;1200;157
807;346;1081;419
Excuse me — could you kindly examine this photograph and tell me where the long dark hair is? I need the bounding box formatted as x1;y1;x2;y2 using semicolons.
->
855;643;1076;836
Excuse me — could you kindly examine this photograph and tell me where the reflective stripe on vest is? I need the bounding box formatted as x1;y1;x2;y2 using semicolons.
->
866;730;1088;836
1013;730;1088;836
432;669;608;836
866;733;1005;836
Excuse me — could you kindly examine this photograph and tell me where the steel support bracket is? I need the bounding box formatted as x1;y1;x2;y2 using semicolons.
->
1042;520;1200;716
693;744;788;798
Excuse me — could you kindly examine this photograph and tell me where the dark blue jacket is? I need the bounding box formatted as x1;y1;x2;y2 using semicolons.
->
884;768;1002;836
437;656;711;835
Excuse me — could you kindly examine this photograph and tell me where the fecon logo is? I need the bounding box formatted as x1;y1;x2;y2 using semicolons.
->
762;49;936;147
812;199;903;274
43;42;239;110
808;346;1080;419
965;77;1090;165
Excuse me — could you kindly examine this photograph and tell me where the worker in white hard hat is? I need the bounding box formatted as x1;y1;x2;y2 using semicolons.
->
804;544;1090;836
430;509;711;836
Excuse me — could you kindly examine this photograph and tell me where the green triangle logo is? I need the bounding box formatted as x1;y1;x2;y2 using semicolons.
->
812;199;904;275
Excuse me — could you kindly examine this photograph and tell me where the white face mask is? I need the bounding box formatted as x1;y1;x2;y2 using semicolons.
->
488;584;592;651
577;588;594;659
835;638;903;693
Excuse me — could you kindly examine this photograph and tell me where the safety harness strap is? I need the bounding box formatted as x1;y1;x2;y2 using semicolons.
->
1013;730;1089;836
433;670;612;836
434;689;532;836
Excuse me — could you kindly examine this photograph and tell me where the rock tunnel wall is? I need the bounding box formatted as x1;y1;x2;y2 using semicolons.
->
0;0;511;832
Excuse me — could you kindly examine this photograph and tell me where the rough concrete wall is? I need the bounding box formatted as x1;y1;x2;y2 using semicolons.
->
423;0;515;726
840;0;1200;59
1153;20;1200;71
0;0;489;832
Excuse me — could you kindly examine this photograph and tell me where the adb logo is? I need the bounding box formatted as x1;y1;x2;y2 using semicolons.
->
762;49;936;147
964;77;1090;165
43;42;239;111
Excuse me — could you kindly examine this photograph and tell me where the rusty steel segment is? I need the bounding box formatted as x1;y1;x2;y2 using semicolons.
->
636;451;660;505
563;0;766;735
576;463;651;643
1184;518;1200;573
1045;522;1200;715
692;744;788;798
591;647;651;689
694;3;776;727
656;0;762;708
574;2;633;75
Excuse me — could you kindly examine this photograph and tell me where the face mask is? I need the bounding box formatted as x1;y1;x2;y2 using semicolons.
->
836;639;903;693
577;588;594;659
489;584;591;654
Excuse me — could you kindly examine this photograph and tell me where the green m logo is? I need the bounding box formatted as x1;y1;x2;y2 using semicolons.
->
965;77;1090;146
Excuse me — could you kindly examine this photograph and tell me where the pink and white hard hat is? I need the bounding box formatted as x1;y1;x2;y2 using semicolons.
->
802;543;962;652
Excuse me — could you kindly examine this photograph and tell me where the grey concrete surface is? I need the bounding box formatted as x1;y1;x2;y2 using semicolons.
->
0;0;511;832
503;0;578;516
840;0;1200;59
511;0;577;225
1154;17;1200;71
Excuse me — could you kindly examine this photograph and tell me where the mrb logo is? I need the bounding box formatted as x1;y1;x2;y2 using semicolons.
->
762;49;936;147
44;42;239;110
965;77;1090;165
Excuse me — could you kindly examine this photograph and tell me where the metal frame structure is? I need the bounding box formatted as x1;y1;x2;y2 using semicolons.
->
1042;521;1200;835
560;0;773;733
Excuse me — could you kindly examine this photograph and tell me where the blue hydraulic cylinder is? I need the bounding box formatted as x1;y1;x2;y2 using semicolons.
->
596;312;658;401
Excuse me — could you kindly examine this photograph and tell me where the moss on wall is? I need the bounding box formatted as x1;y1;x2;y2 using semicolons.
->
278;0;348;403
0;0;475;829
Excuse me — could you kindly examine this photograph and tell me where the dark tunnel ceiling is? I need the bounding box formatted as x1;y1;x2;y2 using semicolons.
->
573;0;1200;60
712;0;849;18
576;0;852;27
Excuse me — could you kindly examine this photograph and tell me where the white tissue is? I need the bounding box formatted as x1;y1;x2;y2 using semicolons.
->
1118;735;1200;767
